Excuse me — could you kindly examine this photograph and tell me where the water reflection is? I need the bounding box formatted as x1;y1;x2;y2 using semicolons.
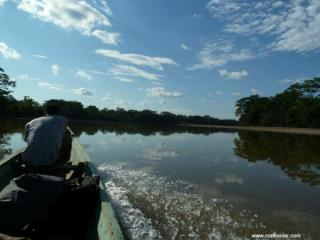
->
69;121;236;137
0;133;12;160
234;131;320;186
0;120;24;160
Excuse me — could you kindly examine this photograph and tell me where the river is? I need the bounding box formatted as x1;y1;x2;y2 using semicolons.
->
1;119;319;239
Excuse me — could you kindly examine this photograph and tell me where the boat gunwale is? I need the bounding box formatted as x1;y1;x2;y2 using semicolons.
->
0;148;24;166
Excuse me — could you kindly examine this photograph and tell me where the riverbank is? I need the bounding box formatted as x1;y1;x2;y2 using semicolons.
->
180;124;320;135
2;117;320;135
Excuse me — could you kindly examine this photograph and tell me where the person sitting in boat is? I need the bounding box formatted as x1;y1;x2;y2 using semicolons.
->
21;103;71;167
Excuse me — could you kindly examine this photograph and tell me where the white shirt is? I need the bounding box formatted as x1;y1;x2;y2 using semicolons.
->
22;115;67;166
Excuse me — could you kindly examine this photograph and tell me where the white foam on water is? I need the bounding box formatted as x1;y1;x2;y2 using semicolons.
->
104;180;161;240
99;164;162;240
99;164;267;240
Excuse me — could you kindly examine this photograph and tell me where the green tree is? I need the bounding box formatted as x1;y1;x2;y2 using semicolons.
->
18;96;42;117
285;77;320;97
235;77;320;127
235;95;270;125
64;101;84;119
0;67;16;116
84;105;100;120
0;67;15;96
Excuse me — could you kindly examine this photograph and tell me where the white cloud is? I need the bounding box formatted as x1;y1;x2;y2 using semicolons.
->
91;30;120;45
272;0;320;52
18;74;30;80
101;92;111;101
272;1;284;8
207;0;243;16
231;92;241;96
110;65;161;81
143;148;179;161
207;0;320;53
99;0;113;16
188;40;254;70
215;90;222;95
17;0;119;45
17;0;110;33
219;69;248;79
51;64;60;75
113;76;135;83
32;54;47;59
0;42;21;59
95;49;177;70
192;13;202;19
72;87;93;96
214;174;244;184
278;77;304;84
17;74;39;81
38;81;61;90
250;88;262;95
90;70;105;75
114;99;132;107
0;0;7;7
147;87;183;98
180;44;190;50
76;69;93;80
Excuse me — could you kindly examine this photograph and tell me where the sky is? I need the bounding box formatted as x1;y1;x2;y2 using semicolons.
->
0;0;319;119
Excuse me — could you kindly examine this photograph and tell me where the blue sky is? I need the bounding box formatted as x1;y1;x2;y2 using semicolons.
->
0;0;319;118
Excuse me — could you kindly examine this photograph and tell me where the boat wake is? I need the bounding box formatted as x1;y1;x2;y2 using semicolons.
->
99;164;266;240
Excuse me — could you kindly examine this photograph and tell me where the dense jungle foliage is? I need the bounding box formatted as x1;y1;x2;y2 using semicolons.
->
236;77;320;127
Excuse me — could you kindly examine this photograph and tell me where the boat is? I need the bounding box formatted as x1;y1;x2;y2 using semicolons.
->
0;133;123;240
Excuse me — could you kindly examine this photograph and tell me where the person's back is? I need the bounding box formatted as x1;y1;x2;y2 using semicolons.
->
21;105;68;166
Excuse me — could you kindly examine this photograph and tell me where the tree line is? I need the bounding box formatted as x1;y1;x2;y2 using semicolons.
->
236;77;320;128
0;67;236;125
